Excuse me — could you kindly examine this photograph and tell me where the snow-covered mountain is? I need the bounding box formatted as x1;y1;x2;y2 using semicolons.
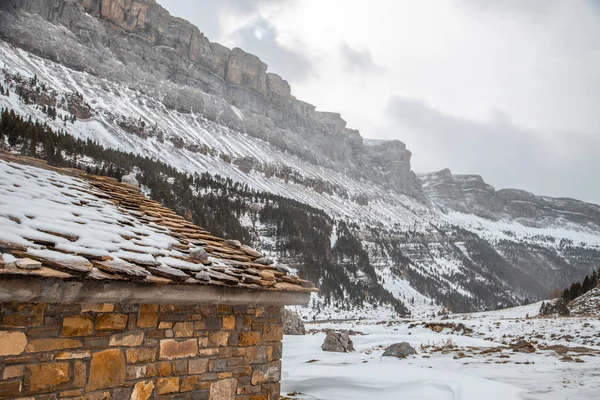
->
1;0;599;318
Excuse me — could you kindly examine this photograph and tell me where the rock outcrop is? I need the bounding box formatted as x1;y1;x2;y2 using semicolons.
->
382;342;417;358
419;169;600;229
283;309;306;335
569;287;600;317
321;331;354;353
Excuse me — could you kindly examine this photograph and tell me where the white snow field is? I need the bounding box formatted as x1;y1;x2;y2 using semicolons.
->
281;304;600;400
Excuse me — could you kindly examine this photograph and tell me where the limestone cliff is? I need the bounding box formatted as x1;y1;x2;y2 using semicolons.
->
0;0;416;193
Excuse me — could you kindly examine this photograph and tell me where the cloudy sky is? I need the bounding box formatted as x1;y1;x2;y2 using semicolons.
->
158;0;600;204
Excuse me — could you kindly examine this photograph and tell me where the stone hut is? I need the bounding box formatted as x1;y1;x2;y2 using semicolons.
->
0;154;316;400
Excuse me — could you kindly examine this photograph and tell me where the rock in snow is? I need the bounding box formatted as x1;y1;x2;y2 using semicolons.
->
321;331;354;352
382;342;417;358
283;309;306;335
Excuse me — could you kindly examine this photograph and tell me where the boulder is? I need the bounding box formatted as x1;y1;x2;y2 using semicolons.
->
382;342;417;358
321;331;354;353
511;340;536;353
283;309;305;335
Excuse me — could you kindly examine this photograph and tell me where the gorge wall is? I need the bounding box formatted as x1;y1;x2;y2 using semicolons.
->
0;0;417;193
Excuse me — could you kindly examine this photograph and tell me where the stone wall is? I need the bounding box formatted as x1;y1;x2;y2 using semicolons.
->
0;302;283;400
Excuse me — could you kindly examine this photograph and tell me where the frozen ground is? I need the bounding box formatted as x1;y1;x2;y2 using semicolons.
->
281;303;600;400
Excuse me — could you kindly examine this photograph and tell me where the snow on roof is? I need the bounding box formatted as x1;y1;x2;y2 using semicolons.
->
0;154;315;294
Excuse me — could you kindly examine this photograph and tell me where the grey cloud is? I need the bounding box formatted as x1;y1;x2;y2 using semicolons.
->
458;0;563;20
158;0;290;40
232;17;313;82
339;43;385;75
384;96;600;204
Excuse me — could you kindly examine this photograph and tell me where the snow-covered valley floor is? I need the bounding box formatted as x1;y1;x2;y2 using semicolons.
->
281;303;600;400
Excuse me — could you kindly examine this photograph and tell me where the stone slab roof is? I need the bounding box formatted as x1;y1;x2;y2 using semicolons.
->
0;153;316;304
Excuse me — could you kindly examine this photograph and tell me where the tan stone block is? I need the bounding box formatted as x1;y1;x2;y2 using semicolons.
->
25;338;81;353
263;324;283;342
96;313;127;330
81;303;114;313
130;380;154;400
2;356;33;364
25;362;70;393
239;332;261;346
109;331;144;347
137;304;158;329
187;358;208;374
210;378;237;400
219;347;233;358
0;331;27;356
158;361;171;377
251;361;281;385
60;389;83;397
198;337;208;348
237;385;260;395
198;348;218;357
249;395;268;400
73;361;86;388
217;305;230;314
86;349;125;392
145;363;158;378
159;339;198;360
218;372;233;379
180;376;211;392
208;332;229;347
158;322;172;329
173;322;194;337
83;391;111;400
126;348;157;364
2;365;24;380
0;381;21;398
61;314;93;337
126;365;148;381
55;350;91;360
156;377;179;395
222;315;236;330
244;347;268;364
194;321;205;330
233;347;246;357
1;303;44;327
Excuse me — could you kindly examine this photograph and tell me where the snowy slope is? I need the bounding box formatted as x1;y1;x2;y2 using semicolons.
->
282;305;600;400
1;40;600;317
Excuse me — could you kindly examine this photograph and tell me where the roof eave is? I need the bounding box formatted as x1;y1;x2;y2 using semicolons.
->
0;276;312;306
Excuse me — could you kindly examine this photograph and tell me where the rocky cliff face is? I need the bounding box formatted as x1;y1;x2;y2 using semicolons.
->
0;0;416;193
420;169;600;229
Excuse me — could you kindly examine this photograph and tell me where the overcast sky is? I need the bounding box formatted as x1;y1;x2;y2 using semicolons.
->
158;0;600;204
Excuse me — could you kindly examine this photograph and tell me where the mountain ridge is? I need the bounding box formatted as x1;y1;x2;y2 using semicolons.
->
1;0;599;318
